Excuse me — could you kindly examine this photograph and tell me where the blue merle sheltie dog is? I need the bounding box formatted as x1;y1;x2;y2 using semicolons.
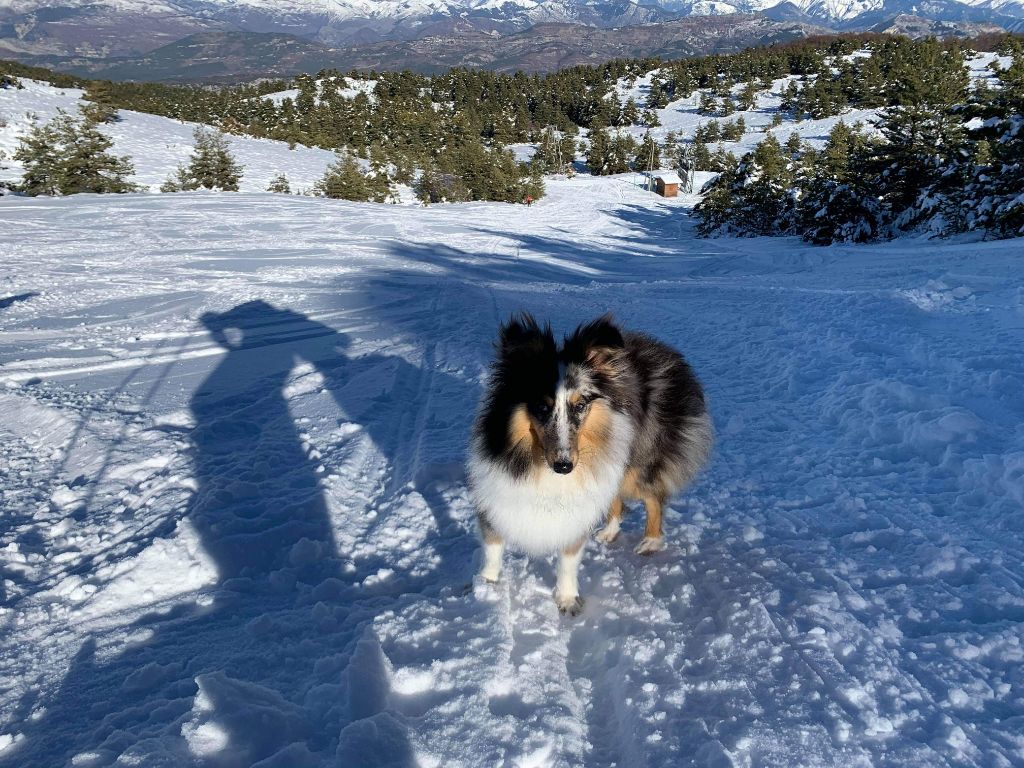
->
468;314;712;615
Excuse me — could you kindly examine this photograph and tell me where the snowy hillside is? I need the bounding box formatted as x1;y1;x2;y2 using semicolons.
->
2;170;1024;766
0;79;337;194
616;70;880;153
261;76;379;106
609;50;1010;155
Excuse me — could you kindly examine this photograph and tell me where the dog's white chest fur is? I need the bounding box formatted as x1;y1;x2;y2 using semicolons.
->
468;413;633;555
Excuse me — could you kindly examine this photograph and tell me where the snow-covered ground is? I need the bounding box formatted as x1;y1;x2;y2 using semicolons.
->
2;172;1024;767
0;80;337;193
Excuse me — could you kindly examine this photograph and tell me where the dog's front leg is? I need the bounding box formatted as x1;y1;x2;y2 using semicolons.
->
478;513;504;583
596;496;623;544
554;537;586;616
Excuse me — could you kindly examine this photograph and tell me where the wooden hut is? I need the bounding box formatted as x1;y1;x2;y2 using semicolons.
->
646;170;682;198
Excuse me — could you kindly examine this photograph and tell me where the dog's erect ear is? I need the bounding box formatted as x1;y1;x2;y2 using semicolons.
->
563;314;624;366
497;313;555;358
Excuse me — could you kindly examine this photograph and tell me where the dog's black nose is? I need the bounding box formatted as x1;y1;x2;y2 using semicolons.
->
553;460;574;474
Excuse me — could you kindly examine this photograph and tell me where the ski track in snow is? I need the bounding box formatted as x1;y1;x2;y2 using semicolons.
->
1;175;1024;768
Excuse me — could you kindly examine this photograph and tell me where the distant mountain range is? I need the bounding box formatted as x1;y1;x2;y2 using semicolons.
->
0;0;1020;80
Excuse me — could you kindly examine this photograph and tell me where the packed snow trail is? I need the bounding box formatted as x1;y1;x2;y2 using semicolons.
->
1;178;1023;767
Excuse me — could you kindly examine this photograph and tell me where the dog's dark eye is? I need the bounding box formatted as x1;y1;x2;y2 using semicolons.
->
572;400;588;416
532;402;552;419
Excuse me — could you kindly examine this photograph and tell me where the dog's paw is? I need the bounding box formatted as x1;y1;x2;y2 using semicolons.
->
473;574;502;602
555;593;585;617
634;536;664;555
595;520;620;544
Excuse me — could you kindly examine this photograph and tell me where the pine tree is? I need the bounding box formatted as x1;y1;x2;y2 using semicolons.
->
853;54;886;108
315;152;373;201
164;128;244;192
160;166;193;193
436;137;540;203
14;116;62;196
784;131;802;157
799;177;885;244
621;97;640;125
737;81;759;111
534;126;567;172
798;121;885;244
14;107;137;196
674;144;693;190
61;113;137;194
79;100;119;125
803;77;846;119
699;91;719;116
697;120;721;143
295;75;317;115
415;164;468;204
738;134;798;233
586;129;611;175
634;132;661;172
522;164;546;203
267;173;291;193
927;49;1024;237
642;109;660;128
189;128;243;191
721;118;744;142
609;132;637;174
690;136;713;172
781;81;800;114
693;134;797;237
646;81;669;109
988;51;1024;234
559;130;578;170
709;147;736;173
83;81;119;112
873;40;969;218
693;153;739;235
663;131;679;163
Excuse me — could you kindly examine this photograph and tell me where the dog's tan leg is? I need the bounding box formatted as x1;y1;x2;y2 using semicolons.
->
478;514;505;583
595;496;624;544
635;496;665;555
555;536;587;616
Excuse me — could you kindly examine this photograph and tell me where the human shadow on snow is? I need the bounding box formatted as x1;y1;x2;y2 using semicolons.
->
0;292;40;311
9;300;479;768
